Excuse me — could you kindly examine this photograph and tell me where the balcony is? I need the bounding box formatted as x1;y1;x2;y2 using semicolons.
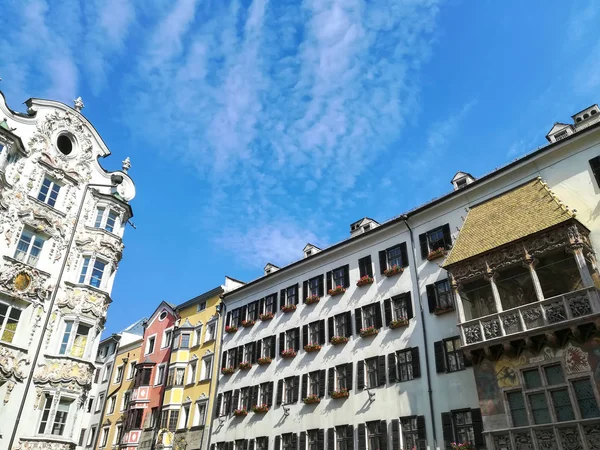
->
459;286;600;349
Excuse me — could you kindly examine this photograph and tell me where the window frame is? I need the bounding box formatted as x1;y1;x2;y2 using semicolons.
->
145;335;157;355
0;300;23;344
93;205;120;233
58;319;93;358
451;410;475;445
443;337;465;373
396;349;414;382
37;392;76;437
78;255;109;289
365;357;379;389
14;227;46;267
37;176;62;208
335;313;347;337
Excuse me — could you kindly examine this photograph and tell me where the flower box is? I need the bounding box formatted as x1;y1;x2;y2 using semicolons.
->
451;443;476;450
304;295;320;305
330;389;349;399
389;319;409;329
383;265;403;277
303;394;321;404
257;357;272;365
242;320;256;328
238;361;252;370
259;312;274;321
233;409;248;417
281;304;297;313
356;276;374;287
221;367;235;375
304;343;322;353
359;326;379;338
434;306;454;316
427;247;447;261
281;349;297;358
328;286;346;296
330;336;349;345
252;404;269;414
225;325;238;334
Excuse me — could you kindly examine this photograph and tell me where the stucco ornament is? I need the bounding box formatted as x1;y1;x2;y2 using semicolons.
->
0;258;52;303
4;380;15;404
0;346;29;381
28;111;96;182
75;233;124;265
14;440;73;450
58;285;110;320
33;357;94;387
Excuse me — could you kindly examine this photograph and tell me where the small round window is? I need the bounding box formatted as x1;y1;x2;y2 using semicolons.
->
158;311;168;321
56;134;74;156
592;110;597;116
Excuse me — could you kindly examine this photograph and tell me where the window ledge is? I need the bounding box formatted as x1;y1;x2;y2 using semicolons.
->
64;281;111;298
3;255;52;277
44;353;96;368
0;340;29;354
199;377;211;383
26;195;67;217
84;225;122;241
22;435;76;446
189;425;206;431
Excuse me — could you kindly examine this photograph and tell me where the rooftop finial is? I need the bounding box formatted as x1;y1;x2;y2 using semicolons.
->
73;97;84;112
122;157;131;173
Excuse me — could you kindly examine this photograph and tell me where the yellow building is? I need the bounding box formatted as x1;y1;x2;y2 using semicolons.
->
96;334;143;449
161;286;224;450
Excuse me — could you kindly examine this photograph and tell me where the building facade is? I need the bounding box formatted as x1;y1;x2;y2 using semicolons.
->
160;286;224;450
210;105;600;450
0;92;136;450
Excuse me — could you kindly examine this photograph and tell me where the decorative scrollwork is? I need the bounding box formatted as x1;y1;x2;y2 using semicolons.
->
502;313;522;334
535;429;558;450
558;427;584;450
483;318;501;339
514;432;534;450
522;307;543;329
584;425;600;450
33;356;94;388
464;324;482;344
493;434;512;450
0;257;52;303
14;439;73;450
568;294;592;317
544;302;566;324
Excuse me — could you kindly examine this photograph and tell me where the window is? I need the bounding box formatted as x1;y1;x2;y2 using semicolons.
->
87;426;97;446
283;328;299;351
14;228;45;266
87;397;94;413
220;391;232;416
201;355;213;380
127;361;136;379
336;364;348;390
247;301;259;321
283;284;298;306
257;437;269;450
96;393;104;412
130;409;144;429
59;321;91;357
163;330;173;348
240;387;251;410
573;379;600;418
401;417;420;450
284;377;296;403
231;309;240;327
193;402;207;426
145;336;156;355
180;333;191;349
309;371;320;396
307;276;322;297
114;425;123;445
260;382;271;405
197;301;207;312
444;337;464;372
361;302;381;329
174;368;185;386
367;421;386;450
37;176;61;207
309;321;320;344
283;434;294;450
264;294;276;314
366;357;378;389
308;430;319;450
99;427;109;447
427;279;454;312
263;336;275;358
180;405;190;429
114;366;124;384
38;394;73;436
336;314;347;336
187;361;197;384
336;426;353;450
94;207;119;233
122;391;131;411
452;411;474;445
419;224;451;258
0;302;22;344
393;295;410;321
102;364;112;382
107;396;116;414
397;349;414;382
79;256;107;289
156;364;166;385
205;323;216;342
140;368;152;386
358;255;373;278
387;244;404;269
332;266;347;288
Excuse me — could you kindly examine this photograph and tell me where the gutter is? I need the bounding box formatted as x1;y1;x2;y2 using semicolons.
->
402;215;437;449
205;298;226;450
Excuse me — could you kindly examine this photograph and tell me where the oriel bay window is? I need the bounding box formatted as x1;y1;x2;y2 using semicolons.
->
301;370;326;399
388;348;420;383
326;265;350;291
0;301;22;344
357;356;386;390
303;320;325;347
38;393;74;436
79;256;108;289
379;242;409;273
355;302;383;333
14;228;45;266
328;312;353;340
383;293;413;325
426;279;454;313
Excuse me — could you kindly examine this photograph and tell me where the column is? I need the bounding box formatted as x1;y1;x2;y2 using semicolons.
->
450;276;465;323
570;246;595;288
523;256;545;302
484;270;504;314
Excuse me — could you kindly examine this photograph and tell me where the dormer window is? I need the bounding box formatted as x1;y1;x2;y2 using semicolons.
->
455;178;467;189
94;207;119;233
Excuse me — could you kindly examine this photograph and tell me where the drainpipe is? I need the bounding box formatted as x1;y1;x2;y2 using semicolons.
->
205;298;225;450
402;215;438;449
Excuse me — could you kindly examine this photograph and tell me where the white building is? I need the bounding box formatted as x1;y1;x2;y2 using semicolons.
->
211;104;600;450
0;92;136;450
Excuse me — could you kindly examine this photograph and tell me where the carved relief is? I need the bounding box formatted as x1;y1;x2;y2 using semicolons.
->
75;232;124;265
33;357;94;387
0;258;52;303
14;439;74;450
4;380;15;404
0;345;30;381
58;285;110;320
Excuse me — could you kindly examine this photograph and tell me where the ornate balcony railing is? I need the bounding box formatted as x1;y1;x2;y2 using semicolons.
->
459;287;600;348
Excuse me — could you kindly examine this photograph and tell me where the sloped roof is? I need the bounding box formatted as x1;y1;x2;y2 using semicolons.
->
443;178;575;267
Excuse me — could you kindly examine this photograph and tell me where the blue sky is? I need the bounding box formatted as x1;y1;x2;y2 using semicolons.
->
2;0;600;335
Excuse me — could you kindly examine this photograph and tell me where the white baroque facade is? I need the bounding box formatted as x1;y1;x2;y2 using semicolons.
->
211;105;600;450
0;92;136;450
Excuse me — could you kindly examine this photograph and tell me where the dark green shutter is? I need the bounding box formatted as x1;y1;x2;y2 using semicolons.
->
276;379;283;405
383;299;392;326
275;436;281;450
318;370;326;398
328;317;334;342
355;308;362;334
292;433;298;450
301;374;308;399
300;432;306;450
374;303;383;329
434;341;446;373
378;356;386;386
293;376;300;402
326;272;332;292
472;409;484;446
388;353;397;383
406;292;414;320
270;336;276;359
328;368;335;396
358;424;366;450
391;420;400;450
442;224;452;250
411;347;421;378
343;265;350;288
319;320;326;345
426;284;437;313
400;242;409;268
303;325;309;347
419;233;428;259
294;328;300;351
279;333;285;354
346;363;353;390
318;429;325;450
379;250;387;274
417;416;426;440
441;412;454;446
379;421;388;450
319;275;325;297
327;429;334;450
357;361;364;390
303;281;308;301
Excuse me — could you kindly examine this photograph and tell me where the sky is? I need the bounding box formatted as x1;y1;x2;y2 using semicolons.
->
1;0;600;336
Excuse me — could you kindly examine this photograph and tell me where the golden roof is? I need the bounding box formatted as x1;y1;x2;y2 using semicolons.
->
443;178;574;267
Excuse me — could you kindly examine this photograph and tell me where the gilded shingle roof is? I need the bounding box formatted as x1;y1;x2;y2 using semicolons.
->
443;178;574;267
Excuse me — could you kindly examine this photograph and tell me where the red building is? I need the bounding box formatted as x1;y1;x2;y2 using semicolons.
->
123;302;176;450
